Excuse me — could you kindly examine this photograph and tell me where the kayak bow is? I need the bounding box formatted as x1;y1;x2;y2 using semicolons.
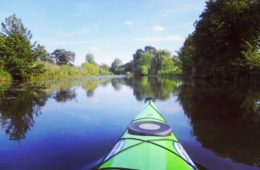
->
98;98;197;170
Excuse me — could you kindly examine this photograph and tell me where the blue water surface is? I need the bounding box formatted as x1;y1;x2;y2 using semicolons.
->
0;77;259;170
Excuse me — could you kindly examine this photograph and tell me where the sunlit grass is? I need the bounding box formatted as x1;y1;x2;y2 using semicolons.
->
29;62;111;82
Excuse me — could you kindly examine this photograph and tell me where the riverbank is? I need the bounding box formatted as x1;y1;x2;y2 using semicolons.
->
29;62;112;82
0;62;112;85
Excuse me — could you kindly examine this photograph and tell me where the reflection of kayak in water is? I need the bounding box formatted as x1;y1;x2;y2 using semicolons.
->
97;97;197;170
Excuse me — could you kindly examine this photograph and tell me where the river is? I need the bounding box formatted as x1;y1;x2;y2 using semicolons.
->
0;76;259;170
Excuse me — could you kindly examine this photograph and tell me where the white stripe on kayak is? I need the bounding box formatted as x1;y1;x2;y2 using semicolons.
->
174;142;196;168
104;140;125;161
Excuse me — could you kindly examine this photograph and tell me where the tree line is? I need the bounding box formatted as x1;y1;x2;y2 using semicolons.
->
0;14;110;82
178;0;260;80
110;0;260;80
2;0;259;82
110;46;181;76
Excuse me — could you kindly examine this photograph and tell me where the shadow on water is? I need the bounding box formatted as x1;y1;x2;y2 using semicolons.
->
178;80;260;168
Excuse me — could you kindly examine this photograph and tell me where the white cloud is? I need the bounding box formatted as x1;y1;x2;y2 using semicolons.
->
123;20;134;26
133;35;184;43
152;26;165;32
89;47;99;53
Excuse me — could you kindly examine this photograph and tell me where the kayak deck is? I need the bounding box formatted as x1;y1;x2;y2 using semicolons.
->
98;100;196;170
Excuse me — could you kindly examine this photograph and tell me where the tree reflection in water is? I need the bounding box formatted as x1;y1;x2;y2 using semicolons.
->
53;89;76;103
178;80;260;167
0;81;78;141
123;76;180;101
81;78;110;97
0;86;49;141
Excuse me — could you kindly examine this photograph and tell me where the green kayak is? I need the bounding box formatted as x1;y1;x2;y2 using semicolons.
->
98;98;197;170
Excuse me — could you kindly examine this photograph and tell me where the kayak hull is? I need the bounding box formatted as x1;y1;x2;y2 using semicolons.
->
98;101;196;170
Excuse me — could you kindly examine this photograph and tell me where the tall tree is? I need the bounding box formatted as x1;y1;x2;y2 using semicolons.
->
34;44;50;62
177;34;195;76
131;46;180;76
110;58;123;74
51;49;75;65
132;47;156;75
144;46;157;55
151;50;180;75
134;52;154;75
85;53;96;64
193;0;260;78
133;49;144;61
0;14;45;80
0;34;5;67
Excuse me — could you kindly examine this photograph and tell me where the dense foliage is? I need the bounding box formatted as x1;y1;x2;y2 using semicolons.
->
133;48;154;75
178;0;260;79
81;54;110;75
51;49;75;65
177;34;194;76
35;44;51;62
85;53;96;64
0;14;45;80
110;46;181;76
150;50;181;75
81;62;100;75
110;58;123;74
0;66;12;83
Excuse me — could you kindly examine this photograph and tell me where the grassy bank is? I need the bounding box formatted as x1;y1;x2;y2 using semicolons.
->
29;62;111;82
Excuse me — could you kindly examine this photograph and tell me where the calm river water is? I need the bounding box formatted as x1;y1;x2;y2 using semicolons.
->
0;76;259;170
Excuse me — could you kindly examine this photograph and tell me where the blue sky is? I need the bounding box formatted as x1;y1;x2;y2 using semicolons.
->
0;0;206;65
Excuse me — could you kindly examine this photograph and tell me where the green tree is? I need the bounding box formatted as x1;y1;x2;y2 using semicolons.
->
110;58;123;74
133;49;144;61
81;62;99;75
135;52;154;75
123;60;133;73
51;49;75;65
151;50;180;75
99;64;110;70
131;46;180;76
192;0;260;79
177;34;195;76
144;46;157;55
99;63;111;75
0;34;5;67
35;44;50;62
85;53;96;64
0;14;45;80
132;47;156;75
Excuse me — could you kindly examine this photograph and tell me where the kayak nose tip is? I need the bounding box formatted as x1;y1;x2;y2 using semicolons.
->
144;96;155;103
